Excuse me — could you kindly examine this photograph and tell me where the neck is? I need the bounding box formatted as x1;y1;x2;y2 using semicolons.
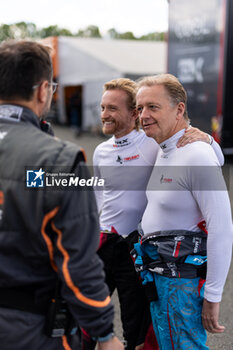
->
158;119;188;144
114;127;135;139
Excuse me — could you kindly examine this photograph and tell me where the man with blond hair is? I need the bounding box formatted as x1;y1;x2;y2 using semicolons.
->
135;73;233;349
92;77;224;350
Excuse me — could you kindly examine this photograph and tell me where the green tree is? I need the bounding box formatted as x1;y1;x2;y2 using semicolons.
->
139;32;165;41
12;22;38;39
26;22;38;38
118;31;136;40
0;24;14;41
0;22;165;42
58;28;73;36
0;22;39;42
76;29;85;37
107;28;136;40
39;25;72;38
107;28;119;39
84;25;102;38
75;25;101;38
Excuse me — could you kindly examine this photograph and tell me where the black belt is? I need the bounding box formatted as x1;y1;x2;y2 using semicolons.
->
0;286;50;315
132;229;207;279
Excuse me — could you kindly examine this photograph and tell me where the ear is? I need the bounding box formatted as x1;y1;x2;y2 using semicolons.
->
37;80;49;103
131;108;138;120
176;102;185;120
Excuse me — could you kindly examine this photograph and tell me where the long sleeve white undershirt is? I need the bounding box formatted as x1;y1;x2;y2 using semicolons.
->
93;130;159;235
141;129;233;302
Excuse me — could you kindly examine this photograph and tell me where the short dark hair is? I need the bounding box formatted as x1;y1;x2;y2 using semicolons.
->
0;40;53;101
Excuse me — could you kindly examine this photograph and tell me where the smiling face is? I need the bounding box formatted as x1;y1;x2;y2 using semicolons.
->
101;89;136;138
136;84;187;144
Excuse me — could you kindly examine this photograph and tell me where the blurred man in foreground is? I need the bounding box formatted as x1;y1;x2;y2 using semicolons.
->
0;40;123;350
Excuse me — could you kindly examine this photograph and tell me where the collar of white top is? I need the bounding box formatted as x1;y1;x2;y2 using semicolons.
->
113;129;139;145
159;129;186;153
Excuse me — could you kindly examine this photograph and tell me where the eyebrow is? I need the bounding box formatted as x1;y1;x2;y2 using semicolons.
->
137;102;161;107
101;103;118;109
102;104;117;108
147;102;161;106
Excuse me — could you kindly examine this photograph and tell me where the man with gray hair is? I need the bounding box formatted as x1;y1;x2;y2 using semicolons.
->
135;73;233;350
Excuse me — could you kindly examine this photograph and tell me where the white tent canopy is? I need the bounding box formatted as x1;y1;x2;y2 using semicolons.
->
56;36;167;128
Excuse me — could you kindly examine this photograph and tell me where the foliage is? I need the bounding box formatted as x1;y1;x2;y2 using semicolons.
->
75;25;102;38
0;22;38;41
139;32;165;41
39;25;73;38
107;28;136;40
107;28;165;41
0;22;165;42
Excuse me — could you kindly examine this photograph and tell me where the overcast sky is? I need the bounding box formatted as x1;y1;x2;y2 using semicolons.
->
1;0;169;36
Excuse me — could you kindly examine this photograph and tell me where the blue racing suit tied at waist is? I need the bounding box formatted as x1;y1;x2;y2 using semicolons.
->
131;229;207;280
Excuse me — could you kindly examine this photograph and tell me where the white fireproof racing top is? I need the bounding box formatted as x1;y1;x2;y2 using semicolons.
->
93;129;159;235
141;129;233;302
93;129;224;238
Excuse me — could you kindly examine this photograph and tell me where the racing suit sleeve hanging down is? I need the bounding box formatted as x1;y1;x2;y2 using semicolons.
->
42;150;114;339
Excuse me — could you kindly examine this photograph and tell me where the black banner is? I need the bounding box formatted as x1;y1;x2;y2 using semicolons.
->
168;0;224;134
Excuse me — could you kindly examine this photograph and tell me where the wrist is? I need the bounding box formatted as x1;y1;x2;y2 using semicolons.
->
206;133;213;145
93;332;115;343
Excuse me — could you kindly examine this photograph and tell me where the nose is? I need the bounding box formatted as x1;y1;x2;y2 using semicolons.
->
101;108;108;119
139;107;150;121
